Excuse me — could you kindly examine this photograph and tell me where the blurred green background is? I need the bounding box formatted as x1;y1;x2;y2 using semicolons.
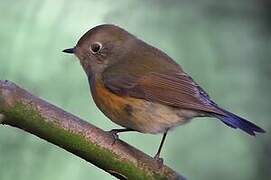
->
0;0;270;179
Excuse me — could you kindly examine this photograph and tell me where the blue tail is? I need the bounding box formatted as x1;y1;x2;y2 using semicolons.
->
213;108;265;136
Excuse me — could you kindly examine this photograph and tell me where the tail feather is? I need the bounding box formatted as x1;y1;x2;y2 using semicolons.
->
213;108;265;136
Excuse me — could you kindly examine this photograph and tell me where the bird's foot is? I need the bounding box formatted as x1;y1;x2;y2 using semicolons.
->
154;154;164;168
107;128;134;145
108;129;119;145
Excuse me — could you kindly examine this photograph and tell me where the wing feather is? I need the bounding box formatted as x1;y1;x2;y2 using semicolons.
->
103;69;224;115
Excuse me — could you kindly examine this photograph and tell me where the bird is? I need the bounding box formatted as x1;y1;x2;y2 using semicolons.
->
63;24;265;161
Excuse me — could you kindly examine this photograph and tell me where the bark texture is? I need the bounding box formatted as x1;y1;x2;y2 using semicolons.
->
0;80;185;180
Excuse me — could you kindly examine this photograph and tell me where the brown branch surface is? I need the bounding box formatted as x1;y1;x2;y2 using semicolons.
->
0;80;185;180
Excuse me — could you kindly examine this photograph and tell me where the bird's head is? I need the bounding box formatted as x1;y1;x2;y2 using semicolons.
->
63;24;136;76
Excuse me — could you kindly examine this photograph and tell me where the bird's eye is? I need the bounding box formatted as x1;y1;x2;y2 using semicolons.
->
90;42;102;54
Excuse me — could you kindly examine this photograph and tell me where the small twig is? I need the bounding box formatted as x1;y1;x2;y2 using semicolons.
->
0;80;185;180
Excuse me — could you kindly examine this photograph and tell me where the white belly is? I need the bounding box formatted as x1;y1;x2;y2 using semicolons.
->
127;100;199;134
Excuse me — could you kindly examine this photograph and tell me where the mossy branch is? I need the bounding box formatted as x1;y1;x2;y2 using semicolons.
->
0;80;185;180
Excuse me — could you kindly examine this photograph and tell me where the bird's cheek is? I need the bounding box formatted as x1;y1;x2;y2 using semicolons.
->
77;57;92;75
95;56;105;64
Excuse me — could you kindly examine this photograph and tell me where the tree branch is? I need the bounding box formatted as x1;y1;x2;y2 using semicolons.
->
0;80;185;180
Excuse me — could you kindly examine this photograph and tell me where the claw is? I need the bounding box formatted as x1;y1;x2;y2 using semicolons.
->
107;128;134;145
154;154;164;168
108;130;119;145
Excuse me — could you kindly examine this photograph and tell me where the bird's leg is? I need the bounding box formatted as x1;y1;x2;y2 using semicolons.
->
108;128;135;144
154;130;168;165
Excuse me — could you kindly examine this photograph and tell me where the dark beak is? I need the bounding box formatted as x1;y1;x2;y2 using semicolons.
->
62;47;75;54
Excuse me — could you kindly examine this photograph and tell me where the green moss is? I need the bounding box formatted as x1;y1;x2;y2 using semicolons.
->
2;102;173;180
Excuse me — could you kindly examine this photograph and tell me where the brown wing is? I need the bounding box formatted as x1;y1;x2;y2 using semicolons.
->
103;68;224;115
102;36;224;115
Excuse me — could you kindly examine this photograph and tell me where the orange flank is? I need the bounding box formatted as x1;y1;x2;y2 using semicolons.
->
92;77;144;130
90;77;196;134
